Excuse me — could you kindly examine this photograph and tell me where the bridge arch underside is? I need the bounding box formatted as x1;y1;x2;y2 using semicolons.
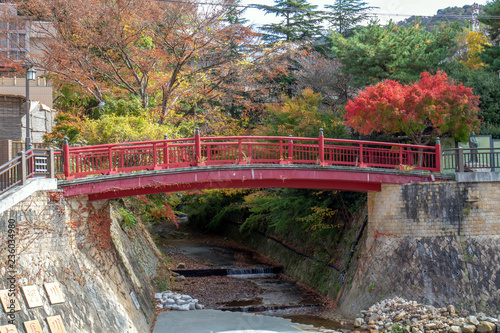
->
60;166;433;201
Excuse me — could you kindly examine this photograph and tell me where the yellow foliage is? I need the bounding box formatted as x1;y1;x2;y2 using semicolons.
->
461;31;491;70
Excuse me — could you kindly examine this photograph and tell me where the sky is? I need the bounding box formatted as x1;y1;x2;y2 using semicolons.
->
241;0;491;26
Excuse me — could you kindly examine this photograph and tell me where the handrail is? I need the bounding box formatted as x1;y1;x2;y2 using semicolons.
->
0;133;442;196
0;154;23;195
0;148;57;196
62;129;441;180
442;147;500;172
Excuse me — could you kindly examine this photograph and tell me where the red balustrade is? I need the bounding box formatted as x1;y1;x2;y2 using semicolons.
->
62;130;441;179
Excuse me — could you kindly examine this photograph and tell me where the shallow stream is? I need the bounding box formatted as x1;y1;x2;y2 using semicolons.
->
158;226;346;331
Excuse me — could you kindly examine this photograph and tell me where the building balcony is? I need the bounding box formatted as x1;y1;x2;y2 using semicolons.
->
0;76;53;107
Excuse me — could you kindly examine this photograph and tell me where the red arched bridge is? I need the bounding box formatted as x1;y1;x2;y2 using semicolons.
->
1;129;451;201
53;129;444;201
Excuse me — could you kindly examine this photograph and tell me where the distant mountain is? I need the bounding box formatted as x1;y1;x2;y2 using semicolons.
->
398;5;483;30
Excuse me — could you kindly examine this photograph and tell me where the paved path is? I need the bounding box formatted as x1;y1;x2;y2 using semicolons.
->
153;309;318;333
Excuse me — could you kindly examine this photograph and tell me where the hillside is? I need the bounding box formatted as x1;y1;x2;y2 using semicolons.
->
398;5;483;30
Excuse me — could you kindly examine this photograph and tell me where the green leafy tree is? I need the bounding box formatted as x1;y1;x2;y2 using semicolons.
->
330;22;459;88
257;0;323;43
80;114;179;145
323;0;374;37
446;63;500;136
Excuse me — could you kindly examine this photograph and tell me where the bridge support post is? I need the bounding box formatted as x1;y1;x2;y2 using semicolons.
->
63;137;73;180
359;144;367;167
458;147;464;173
435;137;441;173
153;142;161;170
195;127;204;166
279;138;283;162
108;146;117;175
280;135;293;164
20;150;26;185
238;138;243;164
319;128;325;166
163;134;169;169
49;148;55;179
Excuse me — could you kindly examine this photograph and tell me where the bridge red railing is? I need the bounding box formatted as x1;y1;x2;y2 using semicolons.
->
59;129;441;179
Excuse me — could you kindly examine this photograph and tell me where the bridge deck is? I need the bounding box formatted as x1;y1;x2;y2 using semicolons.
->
59;164;452;201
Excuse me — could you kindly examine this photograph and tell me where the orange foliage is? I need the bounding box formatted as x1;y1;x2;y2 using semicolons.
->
344;71;481;144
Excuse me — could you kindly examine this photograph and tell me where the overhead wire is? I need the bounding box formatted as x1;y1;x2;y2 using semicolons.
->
155;0;500;20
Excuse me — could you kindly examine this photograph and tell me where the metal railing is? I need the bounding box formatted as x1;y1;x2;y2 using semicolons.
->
442;147;500;172
0;148;56;196
61;129;442;179
0;131;446;196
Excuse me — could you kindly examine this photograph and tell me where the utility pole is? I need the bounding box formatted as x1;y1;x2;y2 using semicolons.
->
471;3;479;32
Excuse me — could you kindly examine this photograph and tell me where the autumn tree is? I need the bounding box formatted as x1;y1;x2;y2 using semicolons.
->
256;88;347;138
344;72;481;145
25;0;158;107
149;1;258;125
294;51;352;109
198;43;296;127
461;31;490;70
22;0;256;126
330;22;459;88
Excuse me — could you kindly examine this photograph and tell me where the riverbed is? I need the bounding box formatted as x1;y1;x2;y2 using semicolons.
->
154;220;349;331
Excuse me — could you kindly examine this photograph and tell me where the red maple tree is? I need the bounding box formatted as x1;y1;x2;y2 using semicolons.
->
344;71;481;145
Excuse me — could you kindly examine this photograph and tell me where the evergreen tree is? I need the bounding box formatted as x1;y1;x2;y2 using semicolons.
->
224;0;251;55
225;0;248;26
478;1;500;76
323;0;374;37
330;22;459;88
444;61;500;138
480;44;500;72
257;0;323;43
479;0;500;43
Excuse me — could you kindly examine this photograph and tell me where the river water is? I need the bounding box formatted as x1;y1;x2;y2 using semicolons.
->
156;222;347;331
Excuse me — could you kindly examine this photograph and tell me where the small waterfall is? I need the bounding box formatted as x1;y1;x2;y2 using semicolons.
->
227;267;282;276
218;304;324;313
173;266;282;277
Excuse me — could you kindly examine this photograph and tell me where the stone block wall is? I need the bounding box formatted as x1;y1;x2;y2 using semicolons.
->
368;181;500;238
339;181;500;317
0;191;168;332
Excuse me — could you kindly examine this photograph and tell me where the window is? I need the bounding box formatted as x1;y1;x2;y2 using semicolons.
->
18;33;25;48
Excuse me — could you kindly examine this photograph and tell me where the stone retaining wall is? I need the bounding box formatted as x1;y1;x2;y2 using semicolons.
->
339;181;500;318
368;182;500;237
0;191;166;332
